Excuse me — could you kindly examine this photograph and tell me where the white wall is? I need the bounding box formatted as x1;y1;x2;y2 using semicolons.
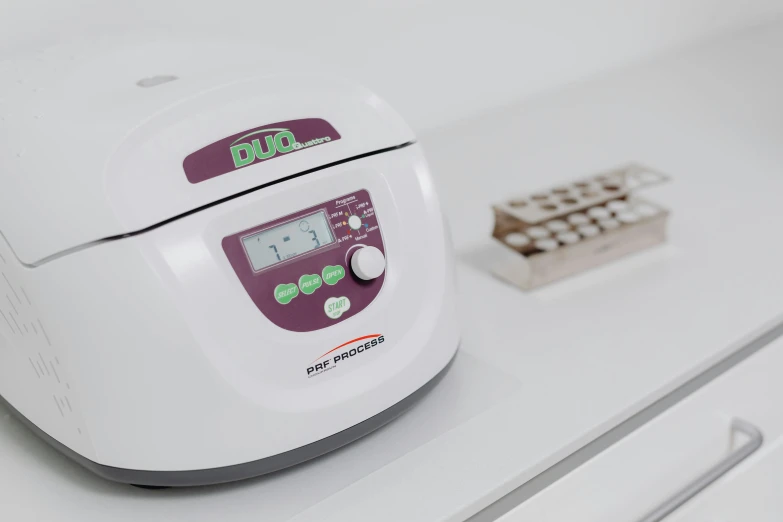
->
1;0;781;132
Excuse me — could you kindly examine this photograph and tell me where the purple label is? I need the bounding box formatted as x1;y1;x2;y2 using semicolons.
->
183;118;341;184
222;190;385;332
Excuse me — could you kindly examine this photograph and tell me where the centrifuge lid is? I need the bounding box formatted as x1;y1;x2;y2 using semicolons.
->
0;42;414;265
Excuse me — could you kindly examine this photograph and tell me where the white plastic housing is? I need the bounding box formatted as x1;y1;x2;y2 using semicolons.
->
0;144;459;472
0;43;414;265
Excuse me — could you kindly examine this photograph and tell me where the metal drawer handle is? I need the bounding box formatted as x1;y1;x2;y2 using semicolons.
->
637;418;763;522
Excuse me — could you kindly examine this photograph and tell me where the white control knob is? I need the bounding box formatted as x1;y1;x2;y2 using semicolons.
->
350;246;386;280
348;215;362;230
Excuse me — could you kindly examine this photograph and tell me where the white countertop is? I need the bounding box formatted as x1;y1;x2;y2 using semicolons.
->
3;21;783;522
3;1;780;133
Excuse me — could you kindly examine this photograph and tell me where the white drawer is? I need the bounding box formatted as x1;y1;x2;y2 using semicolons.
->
497;332;783;522
668;442;783;521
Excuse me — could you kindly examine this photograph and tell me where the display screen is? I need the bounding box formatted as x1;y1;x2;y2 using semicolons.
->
242;211;335;271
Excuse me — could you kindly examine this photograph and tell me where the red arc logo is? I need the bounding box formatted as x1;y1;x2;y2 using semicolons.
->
312;334;382;363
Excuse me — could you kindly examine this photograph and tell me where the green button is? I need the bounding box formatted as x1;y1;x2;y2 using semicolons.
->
324;296;351;319
298;274;322;295
322;265;346;286
274;283;299;304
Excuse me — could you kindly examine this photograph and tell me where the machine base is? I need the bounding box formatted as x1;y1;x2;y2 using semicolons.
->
0;355;454;487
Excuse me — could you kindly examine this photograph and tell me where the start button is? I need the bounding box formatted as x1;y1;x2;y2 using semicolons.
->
324;296;351;319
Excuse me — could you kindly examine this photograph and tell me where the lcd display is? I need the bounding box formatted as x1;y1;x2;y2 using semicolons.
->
242;211;335;271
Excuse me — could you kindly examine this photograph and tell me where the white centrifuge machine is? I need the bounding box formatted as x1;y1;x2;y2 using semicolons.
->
0;43;459;486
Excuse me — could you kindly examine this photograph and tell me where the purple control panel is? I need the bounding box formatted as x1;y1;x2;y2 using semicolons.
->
222;189;385;332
